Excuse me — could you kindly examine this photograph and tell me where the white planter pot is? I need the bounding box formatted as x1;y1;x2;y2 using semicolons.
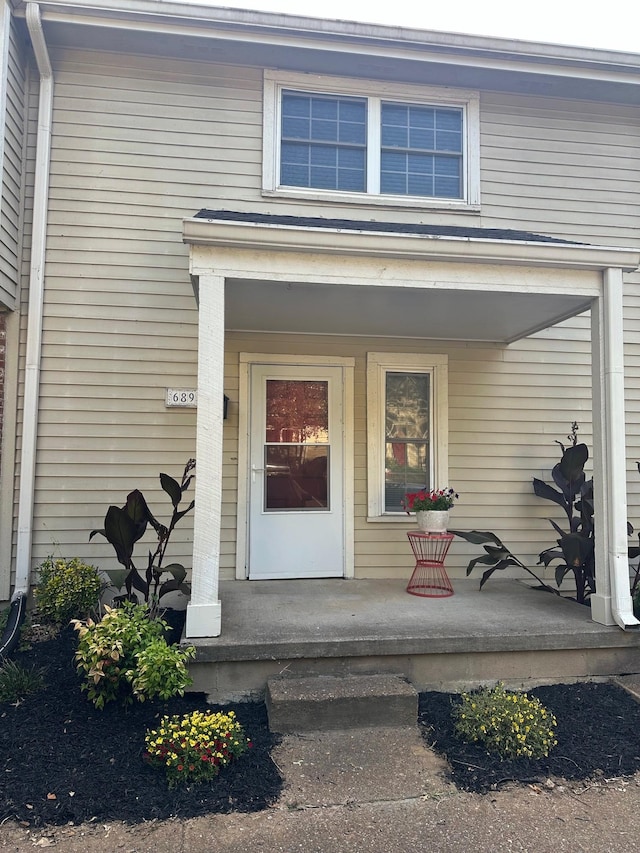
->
415;510;449;533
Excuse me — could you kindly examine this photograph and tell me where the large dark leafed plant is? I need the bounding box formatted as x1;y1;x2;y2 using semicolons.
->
449;529;557;594
453;424;595;604
533;423;595;604
90;459;195;615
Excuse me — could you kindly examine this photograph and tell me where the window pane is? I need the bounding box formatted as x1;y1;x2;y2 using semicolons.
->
384;372;431;511
280;90;366;191
384;441;429;512
265;380;329;443
385;372;430;439
282;93;310;118
380;102;463;198
282;116;310;140
265;446;329;511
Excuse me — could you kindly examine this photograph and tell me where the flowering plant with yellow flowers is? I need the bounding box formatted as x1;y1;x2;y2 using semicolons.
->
144;709;251;787
453;682;557;760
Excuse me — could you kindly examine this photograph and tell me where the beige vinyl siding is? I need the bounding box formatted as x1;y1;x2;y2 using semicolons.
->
0;17;27;311
20;45;640;581
479;93;640;242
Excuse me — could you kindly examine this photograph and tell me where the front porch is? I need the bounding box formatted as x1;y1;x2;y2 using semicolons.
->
187;578;640;703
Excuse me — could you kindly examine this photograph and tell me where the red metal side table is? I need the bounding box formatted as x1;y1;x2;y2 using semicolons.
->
406;531;454;597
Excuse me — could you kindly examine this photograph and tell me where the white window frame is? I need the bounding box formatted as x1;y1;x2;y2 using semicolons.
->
263;70;480;210
366;352;449;521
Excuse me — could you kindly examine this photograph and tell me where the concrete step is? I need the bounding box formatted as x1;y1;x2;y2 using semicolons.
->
265;673;418;733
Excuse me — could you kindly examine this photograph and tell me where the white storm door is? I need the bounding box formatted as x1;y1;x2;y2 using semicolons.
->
248;364;345;579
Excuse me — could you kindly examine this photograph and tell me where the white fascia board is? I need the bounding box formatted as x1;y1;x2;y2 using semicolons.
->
182;218;640;274
22;1;640;87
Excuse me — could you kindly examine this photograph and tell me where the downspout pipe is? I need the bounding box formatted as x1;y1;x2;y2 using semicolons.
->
13;3;53;602
603;268;640;630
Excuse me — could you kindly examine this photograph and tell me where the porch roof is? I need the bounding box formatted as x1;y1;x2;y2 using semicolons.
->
184;210;640;344
193;209;585;246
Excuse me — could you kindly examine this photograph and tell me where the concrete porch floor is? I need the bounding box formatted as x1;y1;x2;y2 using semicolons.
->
187;578;640;703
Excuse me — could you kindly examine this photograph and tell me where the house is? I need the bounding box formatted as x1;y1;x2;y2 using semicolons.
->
1;0;640;677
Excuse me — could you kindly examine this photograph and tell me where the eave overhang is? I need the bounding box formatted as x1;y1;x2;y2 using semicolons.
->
183;215;640;272
14;0;640;104
183;214;640;345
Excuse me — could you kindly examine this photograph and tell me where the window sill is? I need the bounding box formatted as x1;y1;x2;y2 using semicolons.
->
262;187;481;213
366;514;414;523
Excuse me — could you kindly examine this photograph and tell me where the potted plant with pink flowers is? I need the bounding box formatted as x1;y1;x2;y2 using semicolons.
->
402;487;459;533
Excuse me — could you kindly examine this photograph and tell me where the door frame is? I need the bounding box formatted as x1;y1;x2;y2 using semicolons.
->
237;353;355;580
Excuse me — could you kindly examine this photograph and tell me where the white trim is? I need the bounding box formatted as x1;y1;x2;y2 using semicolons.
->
263;70;480;210
185;218;640;274
186;273;225;638
366;352;448;520
0;312;19;600
591;270;639;630
236;353;355;580
15;3;53;600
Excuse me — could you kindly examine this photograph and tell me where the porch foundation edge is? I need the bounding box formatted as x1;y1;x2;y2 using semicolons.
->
187;645;640;704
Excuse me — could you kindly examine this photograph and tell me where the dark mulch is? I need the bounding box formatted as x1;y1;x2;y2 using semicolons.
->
4;625;640;825
419;682;640;793
0;627;283;827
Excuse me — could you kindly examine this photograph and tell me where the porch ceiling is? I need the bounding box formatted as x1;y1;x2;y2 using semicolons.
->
225;277;592;343
187;212;640;344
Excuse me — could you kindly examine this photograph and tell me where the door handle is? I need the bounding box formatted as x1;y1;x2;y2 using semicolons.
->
251;464;265;482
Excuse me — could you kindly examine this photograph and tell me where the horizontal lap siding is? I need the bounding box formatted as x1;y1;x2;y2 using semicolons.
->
33;51;263;574
479;93;640;241
0;19;26;310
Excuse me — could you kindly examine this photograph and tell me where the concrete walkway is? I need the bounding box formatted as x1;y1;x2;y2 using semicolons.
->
3;726;640;852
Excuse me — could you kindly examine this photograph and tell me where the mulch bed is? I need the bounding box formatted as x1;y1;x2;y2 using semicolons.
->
419;682;640;793
0;626;283;827
4;624;640;825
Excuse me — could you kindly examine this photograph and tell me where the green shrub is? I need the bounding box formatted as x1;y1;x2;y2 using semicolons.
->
144;709;251;788
0;659;45;703
35;557;103;624
453;682;558;760
71;602;194;709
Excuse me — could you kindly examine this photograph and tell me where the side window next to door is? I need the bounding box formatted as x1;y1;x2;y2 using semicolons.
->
366;353;449;519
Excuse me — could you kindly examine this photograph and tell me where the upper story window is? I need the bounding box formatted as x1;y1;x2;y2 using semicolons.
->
264;71;480;209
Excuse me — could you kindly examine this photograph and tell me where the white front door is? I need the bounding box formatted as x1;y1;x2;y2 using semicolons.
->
248;363;345;579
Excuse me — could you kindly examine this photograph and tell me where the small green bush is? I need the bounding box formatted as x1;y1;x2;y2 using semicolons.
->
453;682;558;760
0;659;45;703
71;602;194;709
144;709;251;788
35;557;103;624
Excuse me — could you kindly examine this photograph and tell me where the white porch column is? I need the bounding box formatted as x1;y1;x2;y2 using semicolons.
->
591;268;639;629
186;273;225;638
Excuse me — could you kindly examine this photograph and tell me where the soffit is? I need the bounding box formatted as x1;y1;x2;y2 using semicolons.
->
185;213;639;344
29;16;640;105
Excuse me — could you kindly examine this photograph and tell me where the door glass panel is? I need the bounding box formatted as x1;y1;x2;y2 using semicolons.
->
265;446;329;510
384;372;431;512
266;380;328;443
264;379;330;512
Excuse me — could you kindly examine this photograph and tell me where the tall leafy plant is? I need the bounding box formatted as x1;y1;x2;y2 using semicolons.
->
533;423;595;603
90;459;195;614
454;424;595;604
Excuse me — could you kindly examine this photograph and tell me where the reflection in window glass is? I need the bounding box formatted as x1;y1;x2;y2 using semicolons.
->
384;372;431;512
265;446;329;511
265;380;328;443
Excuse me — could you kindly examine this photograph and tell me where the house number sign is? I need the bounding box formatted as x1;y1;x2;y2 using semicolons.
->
166;388;197;407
